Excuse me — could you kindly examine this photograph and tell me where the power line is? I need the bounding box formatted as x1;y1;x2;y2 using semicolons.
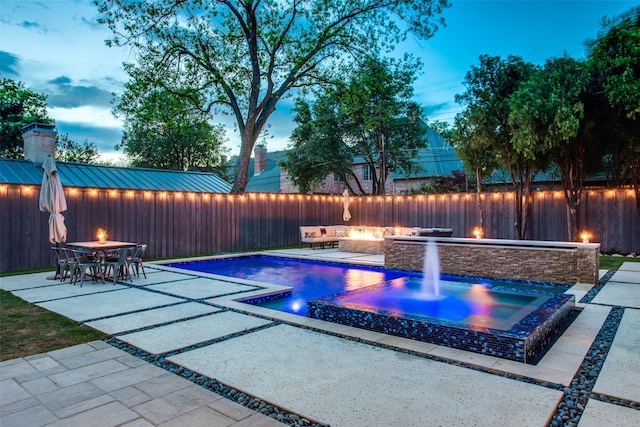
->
413;77;463;90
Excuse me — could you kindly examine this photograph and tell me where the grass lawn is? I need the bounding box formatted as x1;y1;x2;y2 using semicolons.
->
0;289;106;361
0;255;637;362
599;254;640;270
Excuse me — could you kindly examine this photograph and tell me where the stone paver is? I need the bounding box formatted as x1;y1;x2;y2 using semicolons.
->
0;343;258;427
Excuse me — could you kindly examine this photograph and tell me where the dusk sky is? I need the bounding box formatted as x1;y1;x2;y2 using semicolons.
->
1;0;636;163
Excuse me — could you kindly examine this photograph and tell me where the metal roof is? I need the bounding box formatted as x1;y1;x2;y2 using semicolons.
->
245;166;282;192
389;126;464;179
0;158;231;193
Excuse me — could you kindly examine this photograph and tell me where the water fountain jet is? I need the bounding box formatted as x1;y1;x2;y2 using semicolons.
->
420;238;441;299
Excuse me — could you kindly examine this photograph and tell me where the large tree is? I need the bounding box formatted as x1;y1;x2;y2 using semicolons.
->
449;110;499;235
588;6;640;217
55;134;101;164
509;57;589;241
114;87;229;174
281;97;354;194
0;78;53;158
455;55;538;239
95;0;449;193
282;56;426;195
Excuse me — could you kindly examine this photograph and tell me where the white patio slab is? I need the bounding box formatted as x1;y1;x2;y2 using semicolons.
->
84;302;222;335
619;261;640;272
117;311;273;355
592;308;640;402
607;269;640;284
0;272;61;291
168;324;563;427
37;288;184;322
579;399;640;427
591;282;640;308
268;248;329;256
126;270;197;286
265;248;386;266
145;278;257;299
12;282;128;303
567;282;594;303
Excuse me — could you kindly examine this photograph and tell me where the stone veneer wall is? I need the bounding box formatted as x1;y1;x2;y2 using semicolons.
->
339;238;385;255
384;237;600;285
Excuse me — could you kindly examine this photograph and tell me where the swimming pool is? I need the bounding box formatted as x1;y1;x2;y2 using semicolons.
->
170;256;411;315
169;255;576;363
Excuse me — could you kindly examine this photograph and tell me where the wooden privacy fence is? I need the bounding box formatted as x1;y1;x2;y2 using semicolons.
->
1;185;638;272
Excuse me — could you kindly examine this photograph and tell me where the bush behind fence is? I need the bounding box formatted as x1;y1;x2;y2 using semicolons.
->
1;186;638;272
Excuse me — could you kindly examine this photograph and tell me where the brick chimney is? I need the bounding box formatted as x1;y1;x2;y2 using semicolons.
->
254;144;267;175
22;123;56;163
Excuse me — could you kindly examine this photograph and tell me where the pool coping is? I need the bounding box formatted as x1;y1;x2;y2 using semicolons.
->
152;249;608;387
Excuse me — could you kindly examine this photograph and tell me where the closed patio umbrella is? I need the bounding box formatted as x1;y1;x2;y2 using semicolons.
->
342;189;351;222
39;155;68;244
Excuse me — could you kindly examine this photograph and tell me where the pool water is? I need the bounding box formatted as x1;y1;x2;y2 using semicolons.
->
169;255;565;322
171;256;410;315
330;277;550;331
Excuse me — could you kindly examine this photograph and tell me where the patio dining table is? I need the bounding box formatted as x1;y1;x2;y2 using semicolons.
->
66;241;138;282
66;240;137;251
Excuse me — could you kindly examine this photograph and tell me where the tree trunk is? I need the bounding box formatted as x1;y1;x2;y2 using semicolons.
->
559;143;584;242
631;147;640;220
563;189;582;242
476;166;485;236
521;171;532;240
229;99;277;193
230;130;258;194
567;205;578;242
378;126;385;196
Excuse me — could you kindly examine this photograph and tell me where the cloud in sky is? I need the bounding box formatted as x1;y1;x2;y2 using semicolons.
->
0;51;21;77
45;75;114;109
1;0;637;162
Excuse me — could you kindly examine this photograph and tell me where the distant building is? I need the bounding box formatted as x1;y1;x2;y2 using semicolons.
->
238;125;464;195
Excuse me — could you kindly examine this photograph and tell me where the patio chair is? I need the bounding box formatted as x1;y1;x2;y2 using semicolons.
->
70;249;105;286
51;246;68;281
60;247;80;283
127;244;147;279
104;247;133;284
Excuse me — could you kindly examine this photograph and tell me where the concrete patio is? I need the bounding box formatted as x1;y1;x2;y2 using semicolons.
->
1;249;639;426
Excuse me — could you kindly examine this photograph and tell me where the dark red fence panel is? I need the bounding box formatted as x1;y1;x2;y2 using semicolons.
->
1;185;637;272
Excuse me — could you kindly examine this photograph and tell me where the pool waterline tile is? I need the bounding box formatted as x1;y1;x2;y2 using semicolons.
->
308;281;576;364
